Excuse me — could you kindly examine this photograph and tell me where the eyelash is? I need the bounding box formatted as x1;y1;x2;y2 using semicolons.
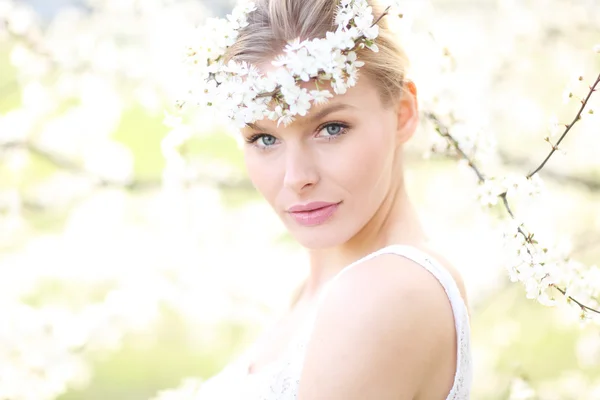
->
245;121;351;149
317;121;350;140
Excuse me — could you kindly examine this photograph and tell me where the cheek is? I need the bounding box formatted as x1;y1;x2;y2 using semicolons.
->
243;151;281;205
334;127;394;195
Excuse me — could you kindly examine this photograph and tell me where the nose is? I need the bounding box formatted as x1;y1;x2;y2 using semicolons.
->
282;144;319;194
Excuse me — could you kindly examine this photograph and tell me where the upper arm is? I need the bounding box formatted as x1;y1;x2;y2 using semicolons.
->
297;254;456;400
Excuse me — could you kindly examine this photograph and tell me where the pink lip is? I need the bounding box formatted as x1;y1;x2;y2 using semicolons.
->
287;202;340;227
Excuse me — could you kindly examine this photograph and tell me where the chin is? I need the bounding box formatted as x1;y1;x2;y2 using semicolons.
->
287;224;353;250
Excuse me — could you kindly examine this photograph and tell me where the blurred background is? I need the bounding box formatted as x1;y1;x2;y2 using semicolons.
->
1;0;599;399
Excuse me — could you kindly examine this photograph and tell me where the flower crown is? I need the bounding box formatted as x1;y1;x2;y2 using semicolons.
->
181;0;404;128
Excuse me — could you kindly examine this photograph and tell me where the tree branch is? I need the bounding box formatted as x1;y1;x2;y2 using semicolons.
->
498;150;600;192
553;286;600;315
527;72;600;178
423;111;487;183
1;140;255;195
424;74;600;316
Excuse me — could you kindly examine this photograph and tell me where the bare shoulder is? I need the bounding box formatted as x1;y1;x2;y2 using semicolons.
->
415;243;471;313
298;250;459;400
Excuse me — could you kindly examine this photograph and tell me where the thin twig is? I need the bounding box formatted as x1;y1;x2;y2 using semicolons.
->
372;6;392;27
256;87;281;99
424;111;487;183
499;192;516;220
553;286;600;315
498;150;600;192
527;73;600;178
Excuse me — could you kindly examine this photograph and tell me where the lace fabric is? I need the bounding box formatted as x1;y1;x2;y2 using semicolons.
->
197;245;473;399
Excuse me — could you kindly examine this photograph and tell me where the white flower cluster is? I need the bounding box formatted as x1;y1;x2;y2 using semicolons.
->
0;303;90;400
502;224;564;305
182;0;401;128
473;172;599;318
508;377;537;400
502;220;600;319
476;174;544;208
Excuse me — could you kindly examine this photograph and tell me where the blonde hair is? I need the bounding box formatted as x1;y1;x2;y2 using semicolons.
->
224;0;410;106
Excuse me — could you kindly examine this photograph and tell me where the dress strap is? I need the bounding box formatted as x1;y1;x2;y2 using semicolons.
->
324;244;463;298
319;244;469;325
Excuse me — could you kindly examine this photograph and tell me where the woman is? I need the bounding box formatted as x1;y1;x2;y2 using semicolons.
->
189;0;473;398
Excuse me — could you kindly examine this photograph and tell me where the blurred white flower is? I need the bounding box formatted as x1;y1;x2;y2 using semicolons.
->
576;331;600;368
503;174;545;199
476;178;506;207
9;44;50;78
548;115;561;139
5;2;36;35
21;81;56;116
0;303;92;400
150;378;204;400
83;139;134;185
0;0;14;18
509;377;537;400
0;109;35;144
562;70;585;104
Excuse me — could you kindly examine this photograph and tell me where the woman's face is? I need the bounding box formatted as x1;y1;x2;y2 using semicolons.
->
240;76;417;249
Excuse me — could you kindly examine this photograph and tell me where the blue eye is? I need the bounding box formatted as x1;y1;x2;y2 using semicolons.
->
246;133;278;149
259;135;277;146
319;122;348;138
325;124;342;135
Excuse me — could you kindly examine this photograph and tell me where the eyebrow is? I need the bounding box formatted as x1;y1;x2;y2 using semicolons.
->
245;103;356;132
245;121;266;132
307;103;356;124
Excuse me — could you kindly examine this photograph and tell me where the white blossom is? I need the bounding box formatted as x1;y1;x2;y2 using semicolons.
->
354;9;379;40
477;178;506;207
335;7;354;28
561;70;585;105
503;174;545;199
278;112;295;127
310;89;333;105
548;114;561;138
509;377;537;400
182;0;395;126
325;30;354;51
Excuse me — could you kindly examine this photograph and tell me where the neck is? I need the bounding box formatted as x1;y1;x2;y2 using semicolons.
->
300;169;428;302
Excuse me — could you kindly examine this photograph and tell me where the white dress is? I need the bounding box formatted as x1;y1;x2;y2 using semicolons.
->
196;245;473;399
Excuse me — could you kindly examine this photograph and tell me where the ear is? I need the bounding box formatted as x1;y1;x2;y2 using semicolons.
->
394;80;419;146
